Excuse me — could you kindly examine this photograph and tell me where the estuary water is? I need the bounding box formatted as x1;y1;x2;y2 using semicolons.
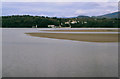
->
2;28;118;77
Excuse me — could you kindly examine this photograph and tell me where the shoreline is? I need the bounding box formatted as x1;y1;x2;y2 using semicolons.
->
40;29;119;32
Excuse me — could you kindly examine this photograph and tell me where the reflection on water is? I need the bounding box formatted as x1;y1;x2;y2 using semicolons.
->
2;28;118;77
0;28;2;78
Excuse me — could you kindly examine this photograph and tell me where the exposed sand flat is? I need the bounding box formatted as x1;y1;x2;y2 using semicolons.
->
25;33;118;42
40;29;119;32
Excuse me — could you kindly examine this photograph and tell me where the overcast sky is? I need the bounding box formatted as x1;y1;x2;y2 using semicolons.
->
1;0;119;2
2;2;118;17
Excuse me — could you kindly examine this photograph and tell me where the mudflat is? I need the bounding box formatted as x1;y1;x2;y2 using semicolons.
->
25;33;118;42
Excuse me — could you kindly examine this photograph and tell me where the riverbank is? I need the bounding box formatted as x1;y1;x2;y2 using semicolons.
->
40;29;119;32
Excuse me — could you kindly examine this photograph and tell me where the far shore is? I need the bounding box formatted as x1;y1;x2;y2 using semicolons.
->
25;33;118;42
40;29;119;32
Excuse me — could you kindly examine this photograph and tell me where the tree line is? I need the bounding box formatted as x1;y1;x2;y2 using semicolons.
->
2;15;119;28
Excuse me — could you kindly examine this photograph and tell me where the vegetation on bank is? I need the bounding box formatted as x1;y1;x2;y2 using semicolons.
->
2;15;119;28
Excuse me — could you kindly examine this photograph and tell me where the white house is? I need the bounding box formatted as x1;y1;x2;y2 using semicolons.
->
71;21;77;24
65;22;69;24
32;25;38;28
48;25;56;28
84;21;87;24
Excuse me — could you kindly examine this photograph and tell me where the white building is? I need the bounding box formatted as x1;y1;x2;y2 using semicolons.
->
65;22;69;24
32;25;38;28
48;25;56;28
84;21;87;24
71;21;77;24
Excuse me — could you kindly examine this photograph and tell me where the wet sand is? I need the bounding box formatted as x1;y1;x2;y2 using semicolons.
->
25;33;118;42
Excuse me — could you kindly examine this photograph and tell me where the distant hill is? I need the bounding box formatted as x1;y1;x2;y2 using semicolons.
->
60;12;119;18
76;12;119;18
77;15;90;18
96;12;120;18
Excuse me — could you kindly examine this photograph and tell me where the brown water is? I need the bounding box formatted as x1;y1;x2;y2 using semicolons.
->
2;28;118;77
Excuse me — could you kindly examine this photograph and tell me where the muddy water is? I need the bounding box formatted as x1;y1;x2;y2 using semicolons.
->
2;28;118;77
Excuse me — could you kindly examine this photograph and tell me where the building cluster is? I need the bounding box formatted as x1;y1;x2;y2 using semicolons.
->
48;20;88;28
33;20;88;28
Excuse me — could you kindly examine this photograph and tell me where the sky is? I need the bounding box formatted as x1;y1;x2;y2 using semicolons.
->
2;2;118;17
1;0;119;2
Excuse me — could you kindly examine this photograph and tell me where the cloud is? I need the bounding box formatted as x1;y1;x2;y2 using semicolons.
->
75;10;86;15
1;0;119;2
74;2;118;16
2;2;118;17
74;9;118;16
